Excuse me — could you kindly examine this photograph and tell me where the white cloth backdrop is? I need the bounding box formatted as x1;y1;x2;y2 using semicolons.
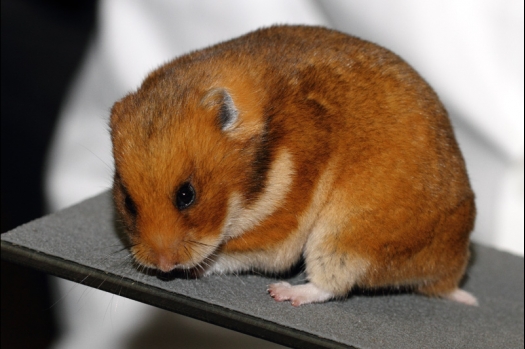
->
44;1;523;348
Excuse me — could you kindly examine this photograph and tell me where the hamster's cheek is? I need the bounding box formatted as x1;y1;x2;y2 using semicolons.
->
180;230;224;265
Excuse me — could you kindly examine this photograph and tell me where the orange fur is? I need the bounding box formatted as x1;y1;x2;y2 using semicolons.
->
110;25;475;304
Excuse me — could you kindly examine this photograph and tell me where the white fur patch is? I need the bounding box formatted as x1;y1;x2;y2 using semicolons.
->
214;154;341;274
222;149;295;239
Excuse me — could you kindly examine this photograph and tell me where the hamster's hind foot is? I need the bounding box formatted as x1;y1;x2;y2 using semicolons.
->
443;288;479;306
267;281;334;306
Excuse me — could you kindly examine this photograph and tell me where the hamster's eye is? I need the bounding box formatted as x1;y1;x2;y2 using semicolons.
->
124;194;137;216
175;182;196;211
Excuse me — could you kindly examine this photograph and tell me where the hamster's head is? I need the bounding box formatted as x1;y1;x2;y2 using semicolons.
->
110;70;268;273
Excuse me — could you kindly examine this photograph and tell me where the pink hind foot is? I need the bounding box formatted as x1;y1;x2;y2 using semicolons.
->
443;288;479;306
267;282;334;306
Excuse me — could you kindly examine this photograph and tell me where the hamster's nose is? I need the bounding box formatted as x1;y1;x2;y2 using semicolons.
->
157;254;176;272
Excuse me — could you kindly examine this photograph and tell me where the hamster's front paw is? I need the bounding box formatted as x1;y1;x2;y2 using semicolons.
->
267;282;334;306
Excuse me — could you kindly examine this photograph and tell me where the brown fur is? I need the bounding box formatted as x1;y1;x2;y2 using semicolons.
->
110;25;475;304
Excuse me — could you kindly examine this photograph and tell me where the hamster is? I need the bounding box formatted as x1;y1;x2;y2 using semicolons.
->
110;25;477;306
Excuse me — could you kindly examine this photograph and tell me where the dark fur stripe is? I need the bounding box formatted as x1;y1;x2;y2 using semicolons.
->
244;118;274;203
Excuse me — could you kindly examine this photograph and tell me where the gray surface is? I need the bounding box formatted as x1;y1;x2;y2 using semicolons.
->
2;191;524;348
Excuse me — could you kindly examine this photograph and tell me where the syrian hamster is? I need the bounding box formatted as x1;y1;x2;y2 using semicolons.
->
110;25;477;306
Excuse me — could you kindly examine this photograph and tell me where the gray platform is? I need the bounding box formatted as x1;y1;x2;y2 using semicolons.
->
1;192;523;348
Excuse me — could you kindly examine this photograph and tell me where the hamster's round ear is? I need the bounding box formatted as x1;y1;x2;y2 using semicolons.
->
200;88;238;131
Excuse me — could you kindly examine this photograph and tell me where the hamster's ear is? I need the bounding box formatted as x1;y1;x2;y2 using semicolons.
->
218;91;238;131
200;88;238;131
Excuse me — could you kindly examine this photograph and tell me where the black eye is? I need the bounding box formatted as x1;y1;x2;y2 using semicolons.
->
175;182;196;211
124;194;137;216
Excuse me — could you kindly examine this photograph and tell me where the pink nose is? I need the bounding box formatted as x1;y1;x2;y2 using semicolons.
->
157;255;176;272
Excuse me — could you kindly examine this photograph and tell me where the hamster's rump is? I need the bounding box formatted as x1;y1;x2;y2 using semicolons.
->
110;25;476;305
